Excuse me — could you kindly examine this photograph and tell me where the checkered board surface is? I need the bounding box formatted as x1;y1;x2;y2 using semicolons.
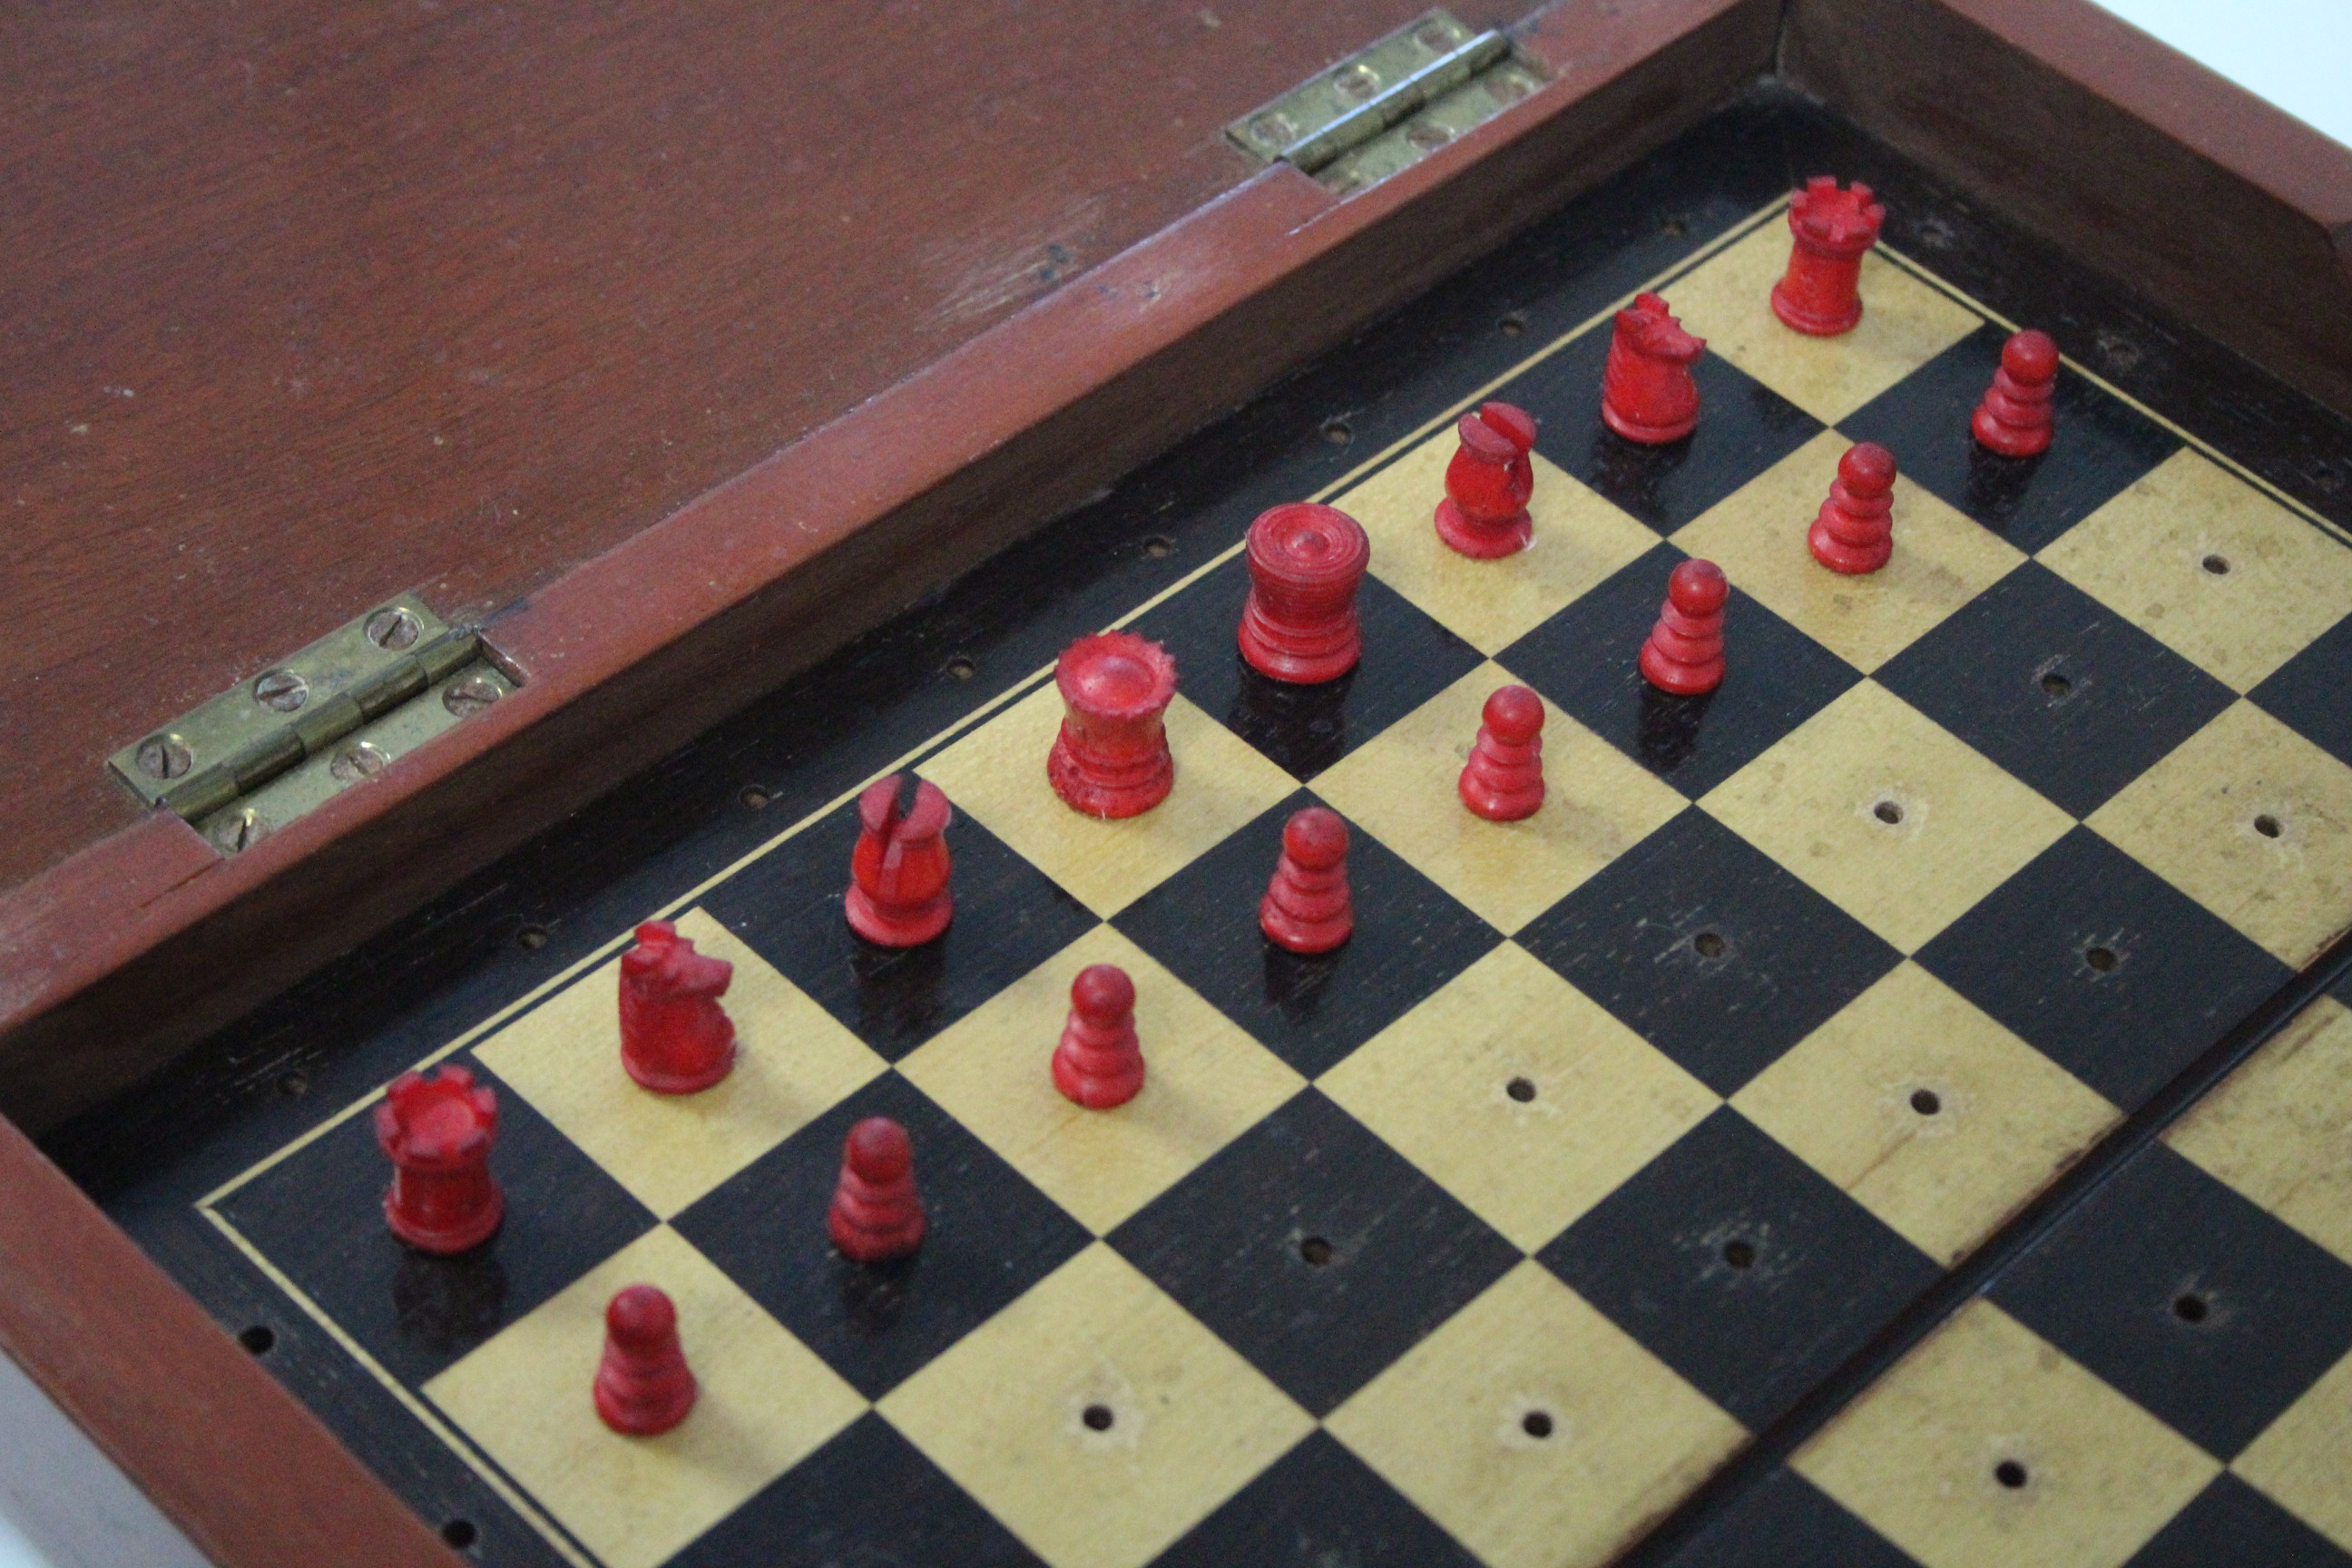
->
199;201;2352;1568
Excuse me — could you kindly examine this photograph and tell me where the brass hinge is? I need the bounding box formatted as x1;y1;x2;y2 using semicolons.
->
108;592;515;854
1224;9;1547;195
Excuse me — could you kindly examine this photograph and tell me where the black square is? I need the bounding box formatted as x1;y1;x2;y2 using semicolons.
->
1151;1431;1479;1568
1877;563;2235;818
2254;609;2352;771
1501;545;1860;799
1915;829;2291;1110
1654;1466;1918;1568
217;1056;657;1387
669;1412;1041;1567
1990;1143;2352;1459
1109;1090;1519;1416
703;795;1094;1060
1516;809;1901;1096
1113;791;1500;1077
1504;323;1824;533
673;1074;1089;1399
1538;1108;1943;1428
1841;323;2180;554
2125;1473;2352;1568
1132;554;1485;781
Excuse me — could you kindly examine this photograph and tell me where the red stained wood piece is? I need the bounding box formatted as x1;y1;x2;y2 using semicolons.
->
1048;633;1179;819
1459;684;1547;821
1601;292;1706;444
618;919;737;1093
1259;806;1354;954
1053;964;1146;1110
1238;503;1371;683
1436;401;1540;557
1771;176;1886;336
1809;441;1899;574
829;1116;926;1264
1640;559;1730;696
1974;328;2061;456
593;1285;697;1437
374;1065;503;1256
846;775;955;946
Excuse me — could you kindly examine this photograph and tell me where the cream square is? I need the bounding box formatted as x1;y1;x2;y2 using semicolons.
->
899;926;1303;1234
1794;1299;2218;1568
2235;1346;2352;1553
1671;428;2025;672
1312;662;1686;935
1702;681;2073;953
2167;995;2352;1268
879;1243;1313;1568
1663;220;1984;426
2089;700;2352;965
921;682;1298;917
474;909;888;1219
2039;447;2352;692
1319;943;1717;1250
1732;962;2119;1266
424;1226;864;1568
1327;1261;1746;1568
1341;431;1657;654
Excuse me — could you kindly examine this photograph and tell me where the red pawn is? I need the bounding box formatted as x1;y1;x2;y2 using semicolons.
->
1053;965;1145;1109
1238;503;1371;683
594;1284;697;1436
1049;632;1178;819
847;775;954;946
1260;806;1353;954
1973;329;2060;457
1459;685;1545;822
375;1065;502;1256
1639;559;1729;697
829;1117;926;1264
1771;177;1885;337
1435;402;1539;558
1809;443;1897;574
619;920;737;1093
1602;292;1706;445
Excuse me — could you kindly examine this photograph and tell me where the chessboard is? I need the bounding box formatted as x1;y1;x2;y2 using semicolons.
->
65;96;2352;1568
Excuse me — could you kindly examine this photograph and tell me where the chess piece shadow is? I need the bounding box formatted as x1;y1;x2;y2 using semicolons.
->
1226;658;1353;779
1262;941;1345;1025
1636;682;1709;777
1963;441;2043;534
1582;425;1692;530
391;1246;510;1358
836;1250;921;1338
848;928;948;1050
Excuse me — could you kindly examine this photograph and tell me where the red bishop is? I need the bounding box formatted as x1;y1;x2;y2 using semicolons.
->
829;1116;926;1264
1435;402;1539;558
1048;632;1178;818
1639;559;1729;697
619;920;737;1093
594;1284;698;1436
375;1065;503;1256
1771;177;1885;337
846;774;955;946
1052;964;1146;1109
1601;293;1705;445
1238;503;1371;683
1809;442;1898;575
1459;684;1546;821
1973;328;2060;457
1260;806;1354;954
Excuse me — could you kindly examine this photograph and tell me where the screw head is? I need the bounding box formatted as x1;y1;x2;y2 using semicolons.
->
208;808;268;853
442;674;503;717
135;732;194;780
365;606;422;651
253;670;309;712
328;741;389;783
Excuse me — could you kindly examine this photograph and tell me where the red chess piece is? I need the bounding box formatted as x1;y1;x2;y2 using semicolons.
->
1809;443;1898;575
375;1065;503;1256
1048;632;1178;818
1639;559;1729;696
1459;685;1545;822
1052;964;1145;1109
829;1117;926;1264
1973;328;2060;457
1601;293;1706;445
1238;503;1371;683
1260;806;1353;954
1435;402;1539;558
593;1284;697;1436
619;920;737;1093
846;775;955;946
1771;177;1886;337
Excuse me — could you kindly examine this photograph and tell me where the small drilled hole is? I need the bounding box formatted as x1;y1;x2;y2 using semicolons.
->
2174;1292;2210;1324
517;925;549;951
1143;534;1174;559
945;655;977;681
2255;814;2282;838
279;1070;309;1098
2041;671;2073;698
1522;1410;1554;1438
1722;1240;1756;1269
239;1325;276;1355
740;786;769;810
1082;1404;1114;1432
1498;311;1526;338
1693;931;1727;959
1299;1236;1335;1267
1994;1460;2029;1490
1321;416;1353;446
1506;1076;1537;1103
1911;1088;1942;1116
2085;945;2120;973
441;1520;478;1551
2202;554;2231;575
1874;800;1904;826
